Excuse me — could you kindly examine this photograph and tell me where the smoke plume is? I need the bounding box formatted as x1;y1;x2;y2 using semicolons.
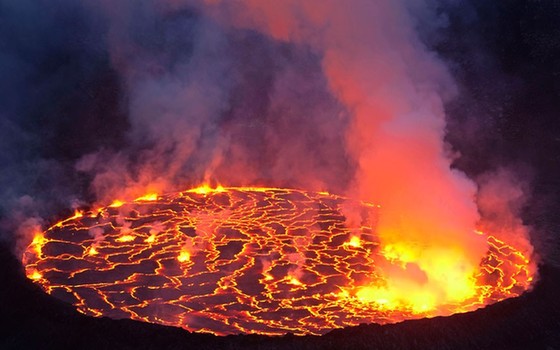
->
196;0;536;305
0;0;537;300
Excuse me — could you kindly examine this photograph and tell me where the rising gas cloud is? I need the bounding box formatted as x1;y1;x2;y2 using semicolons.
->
196;0;533;307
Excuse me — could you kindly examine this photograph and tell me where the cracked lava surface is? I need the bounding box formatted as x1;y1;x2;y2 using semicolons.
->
23;186;533;335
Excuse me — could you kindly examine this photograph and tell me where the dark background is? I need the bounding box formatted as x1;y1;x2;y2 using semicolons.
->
1;1;559;349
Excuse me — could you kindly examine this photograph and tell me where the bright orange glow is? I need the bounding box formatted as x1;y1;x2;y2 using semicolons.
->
177;250;190;262
22;187;534;336
344;236;361;248
187;184;226;195
31;233;46;256
29;270;43;280
109;200;124;208
135;193;158;201
31;234;44;245
115;235;135;242
288;276;303;286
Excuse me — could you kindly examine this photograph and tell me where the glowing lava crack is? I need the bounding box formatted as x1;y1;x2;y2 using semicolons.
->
23;187;533;335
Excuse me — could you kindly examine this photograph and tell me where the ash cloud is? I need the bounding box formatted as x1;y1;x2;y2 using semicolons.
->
0;0;352;252
75;0;354;203
0;0;548;275
198;0;536;301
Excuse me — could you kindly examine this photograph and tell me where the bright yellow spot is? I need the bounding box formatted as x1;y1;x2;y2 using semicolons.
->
418;249;478;302
71;210;84;219
381;243;418;265
344;236;361;248
30;270;43;280
88;246;98;255
407;290;437;313
366;243;479;312
356;287;392;305
177;250;191;263
116;235;135;242
288;277;302;286
32;233;45;246
263;273;274;281
135;193;158;201
356;285;436;313
337;289;350;298
109;200;124;208
189;184;226;195
31;234;46;256
145;235;156;243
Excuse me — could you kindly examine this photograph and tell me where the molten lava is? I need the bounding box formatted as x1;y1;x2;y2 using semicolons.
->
22;186;533;335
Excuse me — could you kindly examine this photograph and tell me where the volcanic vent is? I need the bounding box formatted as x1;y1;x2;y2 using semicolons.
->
23;186;533;335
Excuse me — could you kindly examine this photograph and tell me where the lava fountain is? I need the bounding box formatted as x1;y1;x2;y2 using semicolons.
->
22;186;534;335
